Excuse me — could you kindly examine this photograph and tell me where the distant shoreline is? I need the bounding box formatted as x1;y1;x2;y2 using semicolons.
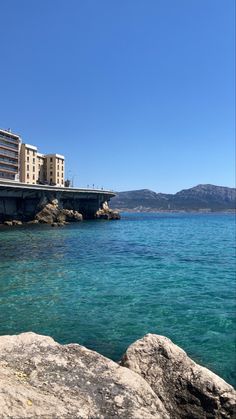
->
112;208;236;213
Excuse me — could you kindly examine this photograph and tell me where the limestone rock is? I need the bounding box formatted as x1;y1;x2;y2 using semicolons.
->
35;200;83;224
0;332;168;419
121;334;236;419
51;198;59;206
12;220;23;226
62;209;83;222
95;202;120;220
35;202;60;224
3;221;13;226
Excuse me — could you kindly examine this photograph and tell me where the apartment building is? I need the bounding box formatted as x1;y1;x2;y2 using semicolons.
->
44;154;65;187
37;153;45;184
20;144;65;186
0;128;65;186
20;143;38;184
0;129;21;181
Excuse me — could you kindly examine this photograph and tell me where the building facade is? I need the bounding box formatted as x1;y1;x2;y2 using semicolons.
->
0;128;65;186
37;153;45;184
0;129;21;181
20;143;38;184
44;154;65;187
20;144;65;186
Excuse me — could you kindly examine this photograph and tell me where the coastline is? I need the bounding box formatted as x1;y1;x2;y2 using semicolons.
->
0;332;235;418
111;208;236;213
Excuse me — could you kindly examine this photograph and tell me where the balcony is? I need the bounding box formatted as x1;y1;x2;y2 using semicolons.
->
0;133;19;144
0;140;19;150
0;149;18;159
0;163;18;173
0;159;18;167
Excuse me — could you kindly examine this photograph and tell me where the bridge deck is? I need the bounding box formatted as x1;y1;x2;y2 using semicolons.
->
0;180;116;197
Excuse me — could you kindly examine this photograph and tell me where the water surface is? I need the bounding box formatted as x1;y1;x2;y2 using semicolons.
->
0;213;235;386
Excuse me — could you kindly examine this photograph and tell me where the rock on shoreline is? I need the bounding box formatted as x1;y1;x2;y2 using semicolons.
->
35;199;83;225
121;334;236;418
95;201;121;220
0;333;235;418
0;198;121;226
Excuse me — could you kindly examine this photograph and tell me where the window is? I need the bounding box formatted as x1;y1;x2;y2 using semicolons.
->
57;165;59;170
33;151;35;156
27;165;29;171
27;173;29;179
50;171;53;176
27;157;29;162
33;174;35;180
27;149;29;155
57;172;59;177
57;179;59;184
50;157;53;162
33;158;35;164
33;166;35;172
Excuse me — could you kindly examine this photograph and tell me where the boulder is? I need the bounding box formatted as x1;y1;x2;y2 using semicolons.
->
62;209;83;222
3;221;13;226
0;333;167;419
95;202;121;220
121;334;236;419
35;200;82;224
12;220;23;226
73;210;83;221
35;202;60;224
0;332;235;418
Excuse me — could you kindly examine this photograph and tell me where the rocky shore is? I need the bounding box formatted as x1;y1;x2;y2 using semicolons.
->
95;201;121;220
0;332;235;418
0;199;120;227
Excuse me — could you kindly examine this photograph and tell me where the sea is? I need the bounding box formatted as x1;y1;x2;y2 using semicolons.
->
0;212;235;387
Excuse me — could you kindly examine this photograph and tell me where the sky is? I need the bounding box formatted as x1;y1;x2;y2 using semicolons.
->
0;0;235;193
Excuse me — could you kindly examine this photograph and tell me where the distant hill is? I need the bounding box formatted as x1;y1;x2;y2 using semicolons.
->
110;185;236;211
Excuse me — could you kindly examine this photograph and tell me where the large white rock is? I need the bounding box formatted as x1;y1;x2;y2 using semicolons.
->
0;332;167;418
121;334;236;418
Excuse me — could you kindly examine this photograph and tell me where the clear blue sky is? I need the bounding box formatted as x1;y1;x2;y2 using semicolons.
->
0;0;235;192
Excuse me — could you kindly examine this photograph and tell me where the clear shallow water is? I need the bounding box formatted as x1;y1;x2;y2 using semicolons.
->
0;213;235;386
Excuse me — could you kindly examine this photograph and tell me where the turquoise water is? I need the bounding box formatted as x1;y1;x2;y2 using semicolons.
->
0;213;235;386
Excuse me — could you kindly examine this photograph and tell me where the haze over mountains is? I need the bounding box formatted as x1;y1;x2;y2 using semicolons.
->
110;185;236;212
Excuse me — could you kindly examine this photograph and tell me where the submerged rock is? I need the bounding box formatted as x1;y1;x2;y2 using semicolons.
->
121;334;236;419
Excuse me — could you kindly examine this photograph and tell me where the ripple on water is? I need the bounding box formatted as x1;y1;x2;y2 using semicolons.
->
0;213;235;386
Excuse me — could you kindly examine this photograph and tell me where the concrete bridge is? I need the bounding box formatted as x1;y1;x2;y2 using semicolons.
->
0;180;116;221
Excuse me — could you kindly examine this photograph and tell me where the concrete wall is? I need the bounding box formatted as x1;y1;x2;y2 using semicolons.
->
0;183;115;221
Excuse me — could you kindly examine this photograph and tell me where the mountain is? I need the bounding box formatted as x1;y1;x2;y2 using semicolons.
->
110;185;236;211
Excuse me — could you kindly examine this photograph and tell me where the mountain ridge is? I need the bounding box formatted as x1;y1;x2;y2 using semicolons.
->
110;184;236;211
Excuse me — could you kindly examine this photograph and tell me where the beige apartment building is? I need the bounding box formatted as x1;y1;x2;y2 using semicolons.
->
0;128;21;181
20;143;38;184
0;128;65;186
20;144;65;186
37;152;45;184
44;154;65;187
